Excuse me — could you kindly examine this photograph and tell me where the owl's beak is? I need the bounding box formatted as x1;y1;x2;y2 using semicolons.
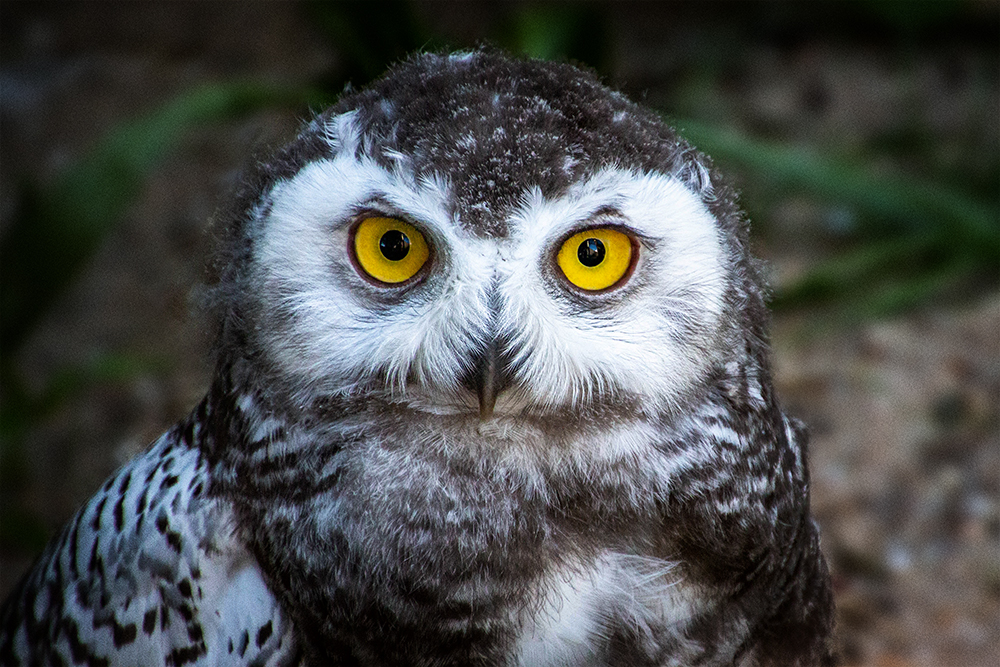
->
466;336;511;420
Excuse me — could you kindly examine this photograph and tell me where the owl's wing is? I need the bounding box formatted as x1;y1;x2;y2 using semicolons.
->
0;415;300;666
746;415;836;667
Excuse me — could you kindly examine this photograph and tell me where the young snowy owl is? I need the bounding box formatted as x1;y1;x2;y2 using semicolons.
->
0;50;834;666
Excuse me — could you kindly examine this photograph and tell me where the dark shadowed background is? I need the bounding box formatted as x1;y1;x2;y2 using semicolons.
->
1;2;998;665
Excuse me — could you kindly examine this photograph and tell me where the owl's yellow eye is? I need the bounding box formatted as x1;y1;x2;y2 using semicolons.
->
556;228;634;291
352;217;429;284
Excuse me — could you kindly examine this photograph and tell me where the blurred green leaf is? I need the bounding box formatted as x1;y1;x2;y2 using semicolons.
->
674;117;1000;317
0;81;323;355
675;118;999;244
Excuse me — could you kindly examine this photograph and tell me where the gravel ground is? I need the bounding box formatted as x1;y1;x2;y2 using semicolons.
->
2;3;997;665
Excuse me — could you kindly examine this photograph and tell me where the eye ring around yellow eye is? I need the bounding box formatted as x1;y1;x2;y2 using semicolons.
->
556;227;634;292
352;217;430;285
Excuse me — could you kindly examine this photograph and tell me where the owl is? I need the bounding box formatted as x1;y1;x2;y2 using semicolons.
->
0;50;834;666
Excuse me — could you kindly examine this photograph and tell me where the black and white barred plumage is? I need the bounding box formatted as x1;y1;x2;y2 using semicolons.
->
1;50;834;666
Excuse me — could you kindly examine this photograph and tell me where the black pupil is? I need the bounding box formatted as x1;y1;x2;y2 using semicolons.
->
578;238;606;267
379;230;410;261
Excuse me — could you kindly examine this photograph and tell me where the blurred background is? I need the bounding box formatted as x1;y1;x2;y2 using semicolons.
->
1;1;997;664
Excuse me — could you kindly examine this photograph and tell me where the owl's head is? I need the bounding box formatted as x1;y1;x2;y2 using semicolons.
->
210;50;766;424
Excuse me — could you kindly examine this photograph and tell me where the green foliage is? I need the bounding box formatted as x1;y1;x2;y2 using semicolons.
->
1;81;324;355
676;119;1000;320
677;120;997;243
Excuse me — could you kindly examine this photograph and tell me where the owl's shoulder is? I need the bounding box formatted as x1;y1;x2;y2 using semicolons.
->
0;406;299;666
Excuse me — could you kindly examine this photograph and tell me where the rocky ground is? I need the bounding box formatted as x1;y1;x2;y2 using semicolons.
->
2;3;997;665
